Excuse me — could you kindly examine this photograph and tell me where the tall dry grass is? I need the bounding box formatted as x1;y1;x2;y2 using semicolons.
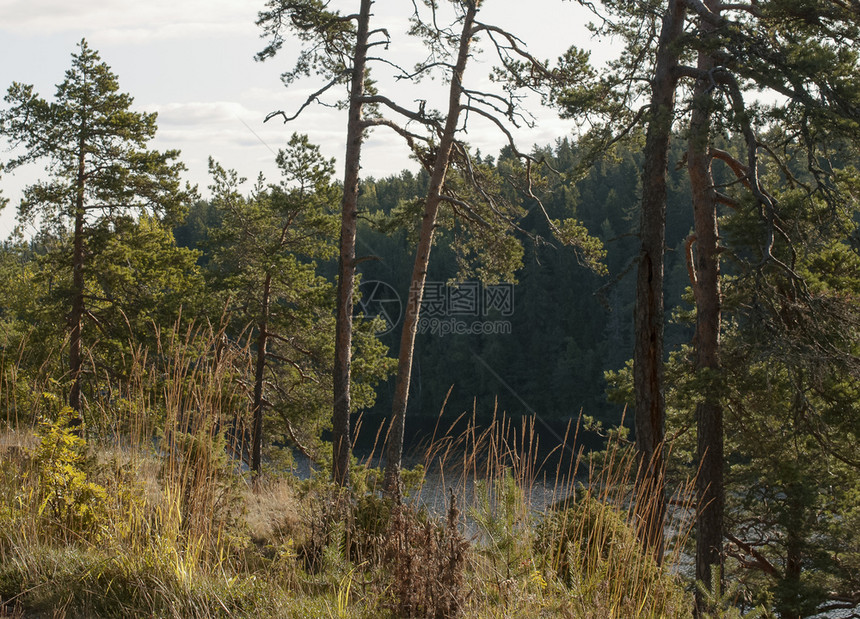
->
388;404;696;618
0;323;695;618
0;323;299;617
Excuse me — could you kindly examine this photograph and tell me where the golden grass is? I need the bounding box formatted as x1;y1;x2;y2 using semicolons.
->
0;325;695;618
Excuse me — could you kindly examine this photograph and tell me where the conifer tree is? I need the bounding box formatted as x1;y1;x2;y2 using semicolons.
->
0;40;192;422
206;134;392;476
372;0;605;498
553;0;860;595
257;0;386;485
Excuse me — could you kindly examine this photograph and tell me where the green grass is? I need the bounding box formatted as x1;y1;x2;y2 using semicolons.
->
0;424;694;618
0;328;695;618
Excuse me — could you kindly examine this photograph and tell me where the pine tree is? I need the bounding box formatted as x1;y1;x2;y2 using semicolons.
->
206;134;393;476
0;40;193;422
257;0;381;485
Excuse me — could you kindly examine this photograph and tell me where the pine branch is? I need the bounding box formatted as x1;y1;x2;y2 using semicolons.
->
725;532;780;578
265;72;349;124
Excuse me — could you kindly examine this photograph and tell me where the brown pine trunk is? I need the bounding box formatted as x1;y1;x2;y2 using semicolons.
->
688;2;725;610
68;131;87;425
781;488;803;619
383;1;478;499
251;272;272;478
332;0;372;487
633;0;686;562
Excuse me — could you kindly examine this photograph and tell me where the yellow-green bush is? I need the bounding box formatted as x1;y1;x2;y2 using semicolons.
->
536;495;691;617
31;407;108;537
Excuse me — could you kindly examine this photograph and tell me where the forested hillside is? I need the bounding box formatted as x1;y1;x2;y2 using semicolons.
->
1;1;859;617
170;137;696;434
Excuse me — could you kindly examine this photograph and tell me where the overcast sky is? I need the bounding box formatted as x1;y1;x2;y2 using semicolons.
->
0;0;606;238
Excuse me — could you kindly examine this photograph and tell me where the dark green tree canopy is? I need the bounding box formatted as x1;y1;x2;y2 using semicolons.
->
0;39;197;416
1;39;190;231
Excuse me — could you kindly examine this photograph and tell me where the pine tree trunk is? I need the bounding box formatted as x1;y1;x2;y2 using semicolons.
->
633;0;686;562
384;1;477;499
68;132;87;425
688;1;725;609
251;272;272;478
332;0;373;487
782;485;804;619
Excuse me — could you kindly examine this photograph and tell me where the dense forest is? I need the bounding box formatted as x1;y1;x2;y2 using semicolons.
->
172;137;696;432
1;1;859;618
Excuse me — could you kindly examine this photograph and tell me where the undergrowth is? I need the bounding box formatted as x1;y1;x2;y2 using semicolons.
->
0;328;695;618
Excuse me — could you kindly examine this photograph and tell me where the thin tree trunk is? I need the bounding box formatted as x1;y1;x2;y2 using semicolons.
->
69;131;87;425
688;1;725;608
332;0;372;487
782;483;804;619
633;0;686;562
383;1;477;499
251;272;272;478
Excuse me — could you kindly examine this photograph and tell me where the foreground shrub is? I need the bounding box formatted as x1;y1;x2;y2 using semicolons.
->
384;494;469;618
536;494;690;617
31;407;108;538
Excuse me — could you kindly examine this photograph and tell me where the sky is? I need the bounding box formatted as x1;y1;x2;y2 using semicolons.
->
0;0;606;238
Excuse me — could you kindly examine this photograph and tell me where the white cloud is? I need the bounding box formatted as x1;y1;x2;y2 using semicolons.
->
0;0;597;238
0;0;254;41
145;101;256;125
135;99;353;196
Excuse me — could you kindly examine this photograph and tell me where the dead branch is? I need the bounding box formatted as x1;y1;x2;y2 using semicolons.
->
265;73;348;124
715;192;740;208
725;532;780;578
683;0;725;25
686;233;698;289
361;117;432;167
437;194;491;227
283;417;315;461
462;92;532;129
391;61;455;81
359;94;443;131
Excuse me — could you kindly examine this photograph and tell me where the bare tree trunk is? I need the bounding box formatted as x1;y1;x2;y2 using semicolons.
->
633;0;686;562
251;272;272;478
69;132;87;425
331;0;373;487
688;1;725;608
383;1;478;499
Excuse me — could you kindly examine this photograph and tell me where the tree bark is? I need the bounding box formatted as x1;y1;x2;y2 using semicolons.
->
688;0;725;609
782;483;804;619
383;1;478;499
68;130;87;425
251;272;272;478
633;0;686;562
332;0;372;487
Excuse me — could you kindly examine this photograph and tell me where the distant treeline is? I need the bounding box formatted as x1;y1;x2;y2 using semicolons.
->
177;136;698;430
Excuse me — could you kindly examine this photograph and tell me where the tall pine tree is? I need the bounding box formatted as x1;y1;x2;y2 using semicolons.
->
0;40;192;422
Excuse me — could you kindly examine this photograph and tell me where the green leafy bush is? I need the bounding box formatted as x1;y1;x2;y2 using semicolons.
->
31;407;108;537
